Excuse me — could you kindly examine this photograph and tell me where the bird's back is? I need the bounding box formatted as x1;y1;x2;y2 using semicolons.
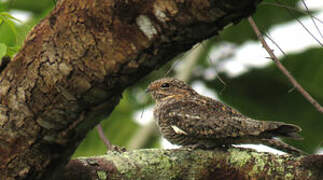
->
154;95;302;146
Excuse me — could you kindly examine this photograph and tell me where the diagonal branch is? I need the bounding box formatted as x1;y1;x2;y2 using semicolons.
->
248;17;323;114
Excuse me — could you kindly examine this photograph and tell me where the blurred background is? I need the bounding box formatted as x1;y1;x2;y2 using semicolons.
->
0;0;322;156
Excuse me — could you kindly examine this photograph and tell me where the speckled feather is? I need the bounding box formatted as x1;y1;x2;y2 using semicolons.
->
147;78;305;155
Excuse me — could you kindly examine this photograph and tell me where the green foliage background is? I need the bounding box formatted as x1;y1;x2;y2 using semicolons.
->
0;0;322;156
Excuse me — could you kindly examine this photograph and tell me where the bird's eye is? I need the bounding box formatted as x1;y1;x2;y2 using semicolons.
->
161;83;170;88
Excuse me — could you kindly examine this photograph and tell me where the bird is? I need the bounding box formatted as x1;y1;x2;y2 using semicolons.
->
146;77;305;155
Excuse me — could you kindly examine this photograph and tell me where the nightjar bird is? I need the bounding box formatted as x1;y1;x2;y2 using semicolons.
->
146;77;305;155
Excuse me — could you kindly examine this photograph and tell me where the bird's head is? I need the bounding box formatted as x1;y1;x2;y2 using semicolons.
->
146;78;197;102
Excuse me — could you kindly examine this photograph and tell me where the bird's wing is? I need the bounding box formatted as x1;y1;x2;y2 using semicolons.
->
159;97;269;139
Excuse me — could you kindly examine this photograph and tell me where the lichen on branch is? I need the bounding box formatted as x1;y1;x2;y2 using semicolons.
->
64;148;323;180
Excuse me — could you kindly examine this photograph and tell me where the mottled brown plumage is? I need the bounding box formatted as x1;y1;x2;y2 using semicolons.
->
146;77;305;155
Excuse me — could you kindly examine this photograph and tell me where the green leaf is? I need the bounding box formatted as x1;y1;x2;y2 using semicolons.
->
0;12;22;44
0;43;7;59
6;45;19;57
0;20;16;46
2;17;18;43
0;12;23;23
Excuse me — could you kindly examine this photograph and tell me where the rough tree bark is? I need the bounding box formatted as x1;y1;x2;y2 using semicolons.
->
0;0;295;179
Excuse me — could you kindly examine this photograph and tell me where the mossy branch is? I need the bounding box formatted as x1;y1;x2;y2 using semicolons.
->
63;148;323;180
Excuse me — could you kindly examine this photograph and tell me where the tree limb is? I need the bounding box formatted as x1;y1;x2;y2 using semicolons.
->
62;148;323;180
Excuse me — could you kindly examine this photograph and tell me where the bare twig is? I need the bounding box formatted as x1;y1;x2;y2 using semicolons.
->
262;2;323;25
300;0;323;39
248;17;323;114
271;1;323;46
96;124;112;150
263;33;286;55
291;15;323;46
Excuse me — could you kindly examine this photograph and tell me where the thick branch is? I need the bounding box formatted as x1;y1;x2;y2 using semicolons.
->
0;0;261;179
62;148;323;180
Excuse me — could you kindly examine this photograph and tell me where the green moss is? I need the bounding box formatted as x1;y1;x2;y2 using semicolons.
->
97;170;107;180
287;165;294;169
248;152;267;176
284;173;294;180
227;148;252;167
272;157;286;174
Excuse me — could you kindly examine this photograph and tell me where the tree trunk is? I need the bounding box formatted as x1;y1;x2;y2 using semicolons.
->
0;0;262;179
63;148;323;180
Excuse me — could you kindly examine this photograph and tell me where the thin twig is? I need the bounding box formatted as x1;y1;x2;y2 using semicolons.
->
262;2;323;25
96;124;112;150
248;17;323;114
291;14;323;46
300;0;323;39
263;32;286;56
272;1;323;46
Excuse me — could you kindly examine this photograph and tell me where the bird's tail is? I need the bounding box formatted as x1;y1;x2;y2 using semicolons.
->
265;122;303;140
259;139;307;155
